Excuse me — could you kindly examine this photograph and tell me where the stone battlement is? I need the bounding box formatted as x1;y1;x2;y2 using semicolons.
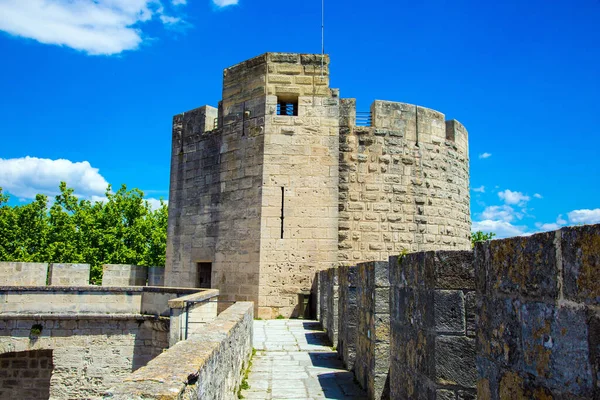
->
0;262;165;287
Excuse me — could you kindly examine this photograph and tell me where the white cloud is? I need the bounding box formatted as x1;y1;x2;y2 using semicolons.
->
213;0;238;7
472;220;528;239
472;185;485;193
567;209;600;225
534;193;543;199
535;222;561;231
160;14;181;24
0;0;189;55
481;205;521;223
172;0;186;4
478;152;492;159
498;189;530;206
556;215;567;225
0;157;109;199
146;198;168;210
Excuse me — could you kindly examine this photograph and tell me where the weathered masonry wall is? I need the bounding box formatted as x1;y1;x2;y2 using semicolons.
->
476;225;599;399
0;315;169;399
390;251;476;399
0;282;210;399
106;301;254;400
355;261;391;399
317;224;599;400
0;349;53;399
0;262;48;286
259;53;339;319
338;100;470;266
338;265;358;371
0;262;166;287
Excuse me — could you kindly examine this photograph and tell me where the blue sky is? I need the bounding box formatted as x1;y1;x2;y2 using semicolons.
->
0;0;598;237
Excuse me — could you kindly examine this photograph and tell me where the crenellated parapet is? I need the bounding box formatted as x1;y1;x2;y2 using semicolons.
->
338;99;471;265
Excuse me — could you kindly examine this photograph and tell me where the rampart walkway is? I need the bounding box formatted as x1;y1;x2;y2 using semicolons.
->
240;319;367;399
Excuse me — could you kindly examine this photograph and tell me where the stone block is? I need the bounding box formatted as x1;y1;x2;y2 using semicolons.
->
434;251;474;290
147;267;165;287
435;336;476;388
48;263;90;286
434;290;465;334
487;232;558;300
561;224;600;305
520;302;593;394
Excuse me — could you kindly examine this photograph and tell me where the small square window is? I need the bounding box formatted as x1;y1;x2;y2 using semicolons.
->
276;95;298;116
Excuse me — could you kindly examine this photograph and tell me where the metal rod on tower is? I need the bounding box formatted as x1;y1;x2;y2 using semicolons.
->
321;0;324;77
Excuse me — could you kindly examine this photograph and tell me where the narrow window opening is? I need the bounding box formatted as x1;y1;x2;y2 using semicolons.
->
197;262;212;288
276;95;298;116
280;187;285;239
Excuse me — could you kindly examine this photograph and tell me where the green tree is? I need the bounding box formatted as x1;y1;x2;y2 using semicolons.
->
0;183;168;284
471;230;496;246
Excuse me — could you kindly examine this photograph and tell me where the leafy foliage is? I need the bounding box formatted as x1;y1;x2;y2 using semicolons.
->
0;183;168;284
471;230;496;246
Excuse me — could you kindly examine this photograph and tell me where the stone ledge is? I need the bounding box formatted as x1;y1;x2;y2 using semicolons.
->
0;313;169;321
104;301;253;400
0;285;202;293
167;289;220;309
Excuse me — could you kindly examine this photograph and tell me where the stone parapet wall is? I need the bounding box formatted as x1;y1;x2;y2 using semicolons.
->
326;267;339;346
0;314;169;399
102;264;148;286
337;265;358;370
0;262;48;286
476;225;599;399
0;286;205;317
147;266;165;286
167;289;220;346
105;301;254;400
318;269;329;338
317;223;600;400
48;263;90;286
390;251;476;399
355;261;390;399
0;262;166;287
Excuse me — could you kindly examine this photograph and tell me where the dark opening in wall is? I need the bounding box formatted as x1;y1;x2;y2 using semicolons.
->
276;95;298;116
0;350;53;399
197;262;212;288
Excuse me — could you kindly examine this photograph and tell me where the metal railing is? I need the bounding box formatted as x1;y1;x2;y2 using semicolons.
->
356;111;372;127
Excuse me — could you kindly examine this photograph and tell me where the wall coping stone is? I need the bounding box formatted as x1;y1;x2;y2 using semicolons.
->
168;289;220;309
0;313;168;321
0;286;202;294
104;301;253;399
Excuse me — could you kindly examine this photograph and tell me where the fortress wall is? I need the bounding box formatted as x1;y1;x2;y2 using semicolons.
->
355;261;391;399
102;264;147;286
337;264;358;371
476;225;599;399
0;316;169;399
0;262;48;286
389;251;477;399
258;53;339;318
339;100;470;267
106;302;254;400
48;263;89;286
317;224;600;400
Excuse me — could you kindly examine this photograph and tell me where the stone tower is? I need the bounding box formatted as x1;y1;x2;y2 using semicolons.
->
165;53;339;318
165;52;471;318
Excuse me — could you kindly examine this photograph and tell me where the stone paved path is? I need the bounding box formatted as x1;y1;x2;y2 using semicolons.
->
240;319;367;400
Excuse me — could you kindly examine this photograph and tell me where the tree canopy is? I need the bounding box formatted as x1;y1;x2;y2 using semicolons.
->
471;230;496;246
0;183;167;284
